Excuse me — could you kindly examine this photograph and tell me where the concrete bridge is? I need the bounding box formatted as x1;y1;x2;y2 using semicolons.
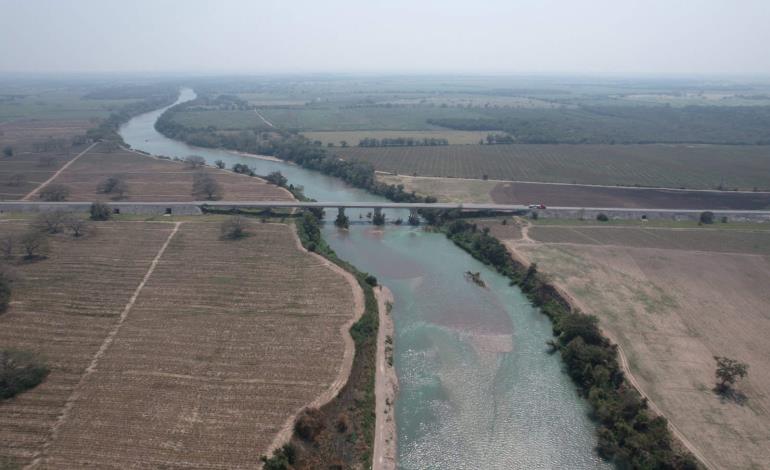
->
1;201;769;223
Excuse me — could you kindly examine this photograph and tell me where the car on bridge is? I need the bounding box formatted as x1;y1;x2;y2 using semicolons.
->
528;204;547;209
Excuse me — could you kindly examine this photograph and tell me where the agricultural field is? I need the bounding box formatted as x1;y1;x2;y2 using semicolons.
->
40;144;292;202
492;219;770;469
0;89;138;122
377;174;496;203
378;174;770;209
167;109;269;131
0;120;91;200
339;144;770;190
303;130;490;146
490;181;770;209
0;218;359;468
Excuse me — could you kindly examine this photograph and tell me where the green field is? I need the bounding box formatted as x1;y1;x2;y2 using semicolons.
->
258;105;487;131
167;109;267;130
0;90;140;121
302;130;490;145
336;144;770;190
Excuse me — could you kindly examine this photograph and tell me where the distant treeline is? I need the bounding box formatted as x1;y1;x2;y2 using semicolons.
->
181;94;252;112
156;100;437;204
429;105;770;144
88;90;179;143
83;84;178;101
438;218;698;470
358;137;448;147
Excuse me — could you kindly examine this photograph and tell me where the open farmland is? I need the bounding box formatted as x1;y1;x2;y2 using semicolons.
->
377;174;770;209
302;130;491;146
492;220;770;469
257;105;487;131
0;218;359;468
0;120;91;200
167;109;269;130
42;144;292;202
0;220;176;467
0;91;139;122
338;144;770;190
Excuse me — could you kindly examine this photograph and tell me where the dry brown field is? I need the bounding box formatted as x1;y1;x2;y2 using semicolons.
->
0;120;92;200
338;144;770;190
490;181;770;210
44;145;293;202
376;174;770;210
493;219;770;469
0;219;357;468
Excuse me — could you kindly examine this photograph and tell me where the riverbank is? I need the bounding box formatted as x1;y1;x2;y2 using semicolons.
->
373;286;398;470
440;217;700;469
262;224;368;459
502;227;715;469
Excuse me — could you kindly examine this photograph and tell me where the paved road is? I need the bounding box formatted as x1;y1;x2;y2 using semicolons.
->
2;200;770;215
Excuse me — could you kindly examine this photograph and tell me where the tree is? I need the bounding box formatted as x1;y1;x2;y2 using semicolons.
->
97;175;128;199
232;163;255;176
265;171;288;187
0;349;50;399
192;172;223;200
714;356;748;393
221;216;248;240
700;211;715;224
35;210;68;234
2;146;12;157
67;217;88;237
294;408;324;442
39;184;70;202
90;202;112;221
7;174;24;187
20;231;48;260
185;155;206;169
214;159;226;169
597;213;609;222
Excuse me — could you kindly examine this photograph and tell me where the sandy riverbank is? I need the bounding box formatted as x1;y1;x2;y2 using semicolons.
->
373;286;398;470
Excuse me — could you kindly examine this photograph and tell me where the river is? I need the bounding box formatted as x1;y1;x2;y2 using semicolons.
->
119;89;610;469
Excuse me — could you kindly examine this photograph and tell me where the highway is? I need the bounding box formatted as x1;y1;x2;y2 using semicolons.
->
2;200;770;215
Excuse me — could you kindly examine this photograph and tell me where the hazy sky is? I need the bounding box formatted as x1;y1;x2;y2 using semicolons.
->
2;0;769;76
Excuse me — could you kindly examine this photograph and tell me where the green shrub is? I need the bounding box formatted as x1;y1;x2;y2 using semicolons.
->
596;213;609;222
365;274;378;287
294;408;324;442
699;211;715;224
90;202;112;221
1;350;49;399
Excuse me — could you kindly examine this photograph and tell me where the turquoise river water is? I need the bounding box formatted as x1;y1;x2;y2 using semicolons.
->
119;89;610;469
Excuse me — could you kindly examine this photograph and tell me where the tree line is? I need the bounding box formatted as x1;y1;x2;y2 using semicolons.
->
358;137;448;147
155;105;437;205
440;218;699;469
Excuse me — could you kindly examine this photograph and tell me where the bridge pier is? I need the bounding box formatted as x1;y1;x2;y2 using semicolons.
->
372;207;386;226
334;207;349;228
408;208;420;226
